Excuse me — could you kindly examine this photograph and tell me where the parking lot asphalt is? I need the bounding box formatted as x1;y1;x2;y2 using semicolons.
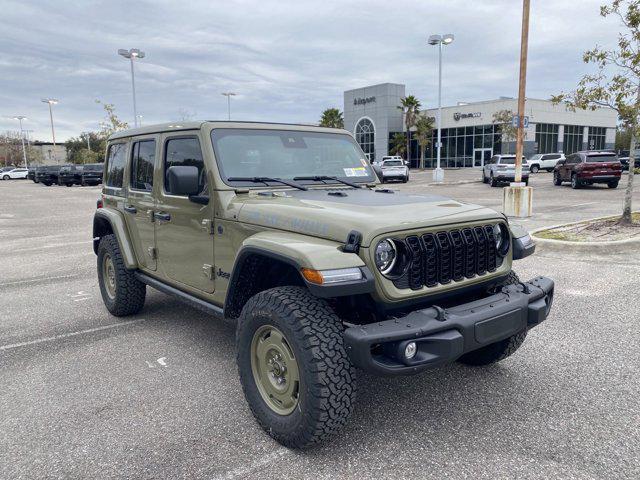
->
1;175;639;479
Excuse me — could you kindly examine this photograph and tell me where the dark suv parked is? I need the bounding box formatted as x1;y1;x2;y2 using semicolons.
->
27;167;38;182
58;164;84;186
553;151;622;189
35;165;62;186
80;163;103;186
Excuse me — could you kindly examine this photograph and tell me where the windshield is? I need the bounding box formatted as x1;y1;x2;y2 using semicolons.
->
211;129;376;186
383;160;403;166
84;164;103;172
586;154;618;163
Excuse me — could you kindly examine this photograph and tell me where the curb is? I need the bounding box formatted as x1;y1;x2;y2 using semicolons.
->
530;214;640;254
427;180;479;187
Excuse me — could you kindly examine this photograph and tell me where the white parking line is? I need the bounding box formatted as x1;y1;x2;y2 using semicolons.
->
0;318;148;351
219;450;289;480
545;201;598;212
0;274;80;287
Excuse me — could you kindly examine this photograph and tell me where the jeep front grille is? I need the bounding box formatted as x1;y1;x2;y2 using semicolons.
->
393;224;503;290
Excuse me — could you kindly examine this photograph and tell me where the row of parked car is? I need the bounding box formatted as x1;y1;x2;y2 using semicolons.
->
0;164;103;186
481;150;623;189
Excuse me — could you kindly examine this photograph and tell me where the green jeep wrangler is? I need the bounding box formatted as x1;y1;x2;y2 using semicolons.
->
93;122;554;448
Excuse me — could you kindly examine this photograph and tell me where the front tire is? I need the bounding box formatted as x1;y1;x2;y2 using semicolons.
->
608;181;619;189
2;175;9;180
97;234;146;316
458;271;527;366
236;286;356;449
553;171;562;185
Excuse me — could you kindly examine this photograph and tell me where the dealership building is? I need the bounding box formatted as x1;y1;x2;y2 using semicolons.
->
344;83;617;168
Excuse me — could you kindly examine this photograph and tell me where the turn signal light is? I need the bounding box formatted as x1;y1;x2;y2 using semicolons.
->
301;267;363;285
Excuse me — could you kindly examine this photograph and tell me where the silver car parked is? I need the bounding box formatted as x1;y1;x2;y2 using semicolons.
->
482;154;529;187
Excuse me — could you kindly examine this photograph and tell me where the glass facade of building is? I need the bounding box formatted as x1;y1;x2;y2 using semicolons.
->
563;125;584;154
535;123;559;154
391;124;502;168
355;118;375;161
587;126;606;150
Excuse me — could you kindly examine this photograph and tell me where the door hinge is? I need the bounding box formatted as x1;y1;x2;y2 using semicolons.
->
201;219;215;234
203;264;214;280
148;247;157;259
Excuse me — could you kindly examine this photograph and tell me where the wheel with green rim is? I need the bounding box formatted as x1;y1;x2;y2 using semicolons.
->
250;325;300;415
236;286;355;448
97;234;146;316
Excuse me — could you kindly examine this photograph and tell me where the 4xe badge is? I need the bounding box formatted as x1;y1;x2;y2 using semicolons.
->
217;267;231;280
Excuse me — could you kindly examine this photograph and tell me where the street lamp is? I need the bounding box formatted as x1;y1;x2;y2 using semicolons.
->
136;114;143;126
428;33;454;183
13;116;28;168
221;92;237;120
118;48;146;127
41;98;58;163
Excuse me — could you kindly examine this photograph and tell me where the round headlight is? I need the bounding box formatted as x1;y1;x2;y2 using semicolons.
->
493;223;510;256
375;239;397;274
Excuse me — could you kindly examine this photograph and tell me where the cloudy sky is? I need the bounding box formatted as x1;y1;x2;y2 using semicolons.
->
0;0;621;142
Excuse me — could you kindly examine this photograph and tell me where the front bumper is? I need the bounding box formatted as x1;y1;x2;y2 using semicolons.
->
344;276;553;376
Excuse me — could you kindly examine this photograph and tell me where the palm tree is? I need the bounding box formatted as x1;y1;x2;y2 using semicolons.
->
397;96;421;164
319;108;344;128
415;115;435;169
389;133;407;158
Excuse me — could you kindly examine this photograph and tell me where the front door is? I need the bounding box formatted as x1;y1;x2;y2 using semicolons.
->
124;136;158;271
155;133;215;293
473;148;492;167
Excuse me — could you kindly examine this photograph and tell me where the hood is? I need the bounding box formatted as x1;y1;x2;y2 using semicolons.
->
233;188;502;247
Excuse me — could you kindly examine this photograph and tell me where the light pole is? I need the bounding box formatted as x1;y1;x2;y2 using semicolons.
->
221;92;236;120
428;33;454;183
118;48;145;127
41;98;58;163
13;116;28;168
136;114;143;126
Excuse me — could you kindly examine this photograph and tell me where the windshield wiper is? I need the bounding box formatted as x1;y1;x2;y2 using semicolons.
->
227;176;307;191
293;175;362;189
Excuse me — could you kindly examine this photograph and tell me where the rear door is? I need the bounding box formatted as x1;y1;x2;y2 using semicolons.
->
155;133;215;293
124;136;158;271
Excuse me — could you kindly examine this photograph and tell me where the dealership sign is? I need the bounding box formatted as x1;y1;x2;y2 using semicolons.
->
354;96;376;106
453;112;481;121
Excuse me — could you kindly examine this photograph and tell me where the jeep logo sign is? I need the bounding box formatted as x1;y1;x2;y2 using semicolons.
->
453;112;481;121
354;96;376;106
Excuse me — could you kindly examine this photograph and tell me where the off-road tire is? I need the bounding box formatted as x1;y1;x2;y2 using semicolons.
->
97;234;146;316
571;173;581;189
236;286;356;449
530;164;539;173
458;271;527;366
553;171;562;185
608;181;619;189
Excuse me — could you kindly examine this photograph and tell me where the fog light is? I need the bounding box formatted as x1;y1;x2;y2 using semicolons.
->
404;342;417;359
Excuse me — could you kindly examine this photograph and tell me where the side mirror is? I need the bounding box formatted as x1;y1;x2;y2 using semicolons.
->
167;166;200;196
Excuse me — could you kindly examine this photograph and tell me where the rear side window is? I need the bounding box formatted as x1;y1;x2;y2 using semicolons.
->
130;140;156;192
106;143;127;188
164;137;206;195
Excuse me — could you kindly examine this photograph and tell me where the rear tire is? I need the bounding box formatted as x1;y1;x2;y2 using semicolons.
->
571;173;580;189
458;271;527;366
97;234;146;316
553;171;562;186
482;171;488;183
608;181;619;189
236;286;356;449
490;173;498;187
530;164;539;173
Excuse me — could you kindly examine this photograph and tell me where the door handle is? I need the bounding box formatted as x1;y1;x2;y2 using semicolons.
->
124;205;137;214
154;212;171;222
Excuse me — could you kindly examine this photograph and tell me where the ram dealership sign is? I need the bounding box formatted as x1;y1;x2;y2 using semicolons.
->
354;96;376;106
453;112;481;121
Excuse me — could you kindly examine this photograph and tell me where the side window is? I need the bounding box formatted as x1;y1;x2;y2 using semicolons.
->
164;137;206;195
130;140;156;192
549;154;561;160
105;143;127;188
